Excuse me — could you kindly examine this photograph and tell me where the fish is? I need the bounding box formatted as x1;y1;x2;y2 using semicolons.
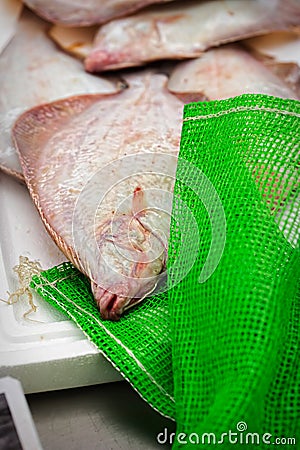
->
85;0;300;72
0;10;122;182
12;72;183;321
0;0;23;55
167;44;300;102
22;0;176;27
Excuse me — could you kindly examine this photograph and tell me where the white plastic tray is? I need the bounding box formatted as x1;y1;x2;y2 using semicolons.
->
0;173;121;393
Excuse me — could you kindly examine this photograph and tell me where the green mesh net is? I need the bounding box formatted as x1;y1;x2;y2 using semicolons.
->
30;94;299;449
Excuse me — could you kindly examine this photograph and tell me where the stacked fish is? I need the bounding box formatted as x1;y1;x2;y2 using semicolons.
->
1;0;300;320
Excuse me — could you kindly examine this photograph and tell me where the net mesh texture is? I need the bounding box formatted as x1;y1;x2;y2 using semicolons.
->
31;94;300;449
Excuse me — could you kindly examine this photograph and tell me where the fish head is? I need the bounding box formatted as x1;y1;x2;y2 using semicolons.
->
92;210;168;321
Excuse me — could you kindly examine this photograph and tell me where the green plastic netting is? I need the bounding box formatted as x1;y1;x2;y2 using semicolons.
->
30;94;299;449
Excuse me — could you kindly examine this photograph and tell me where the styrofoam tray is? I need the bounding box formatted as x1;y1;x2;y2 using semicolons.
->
0;173;121;393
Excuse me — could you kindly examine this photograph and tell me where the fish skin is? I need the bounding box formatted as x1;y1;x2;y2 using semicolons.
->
85;0;300;72
167;44;300;102
23;0;176;26
0;10;122;182
12;73;183;321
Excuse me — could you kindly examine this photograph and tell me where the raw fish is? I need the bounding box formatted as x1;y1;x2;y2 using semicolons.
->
12;73;183;320
168;44;299;102
85;0;300;72
0;11;121;181
22;0;176;26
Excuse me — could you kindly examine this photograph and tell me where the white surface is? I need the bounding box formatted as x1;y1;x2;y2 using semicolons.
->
0;376;42;450
0;173;122;393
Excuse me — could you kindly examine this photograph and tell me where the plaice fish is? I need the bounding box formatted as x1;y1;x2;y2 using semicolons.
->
0;10;122;182
167;44;300;102
85;0;300;72
12;72;183;321
0;0;23;55
22;0;176;26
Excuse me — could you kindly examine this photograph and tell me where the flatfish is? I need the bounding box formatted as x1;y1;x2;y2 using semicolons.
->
0;10;121;181
85;0;300;72
12;72;183;320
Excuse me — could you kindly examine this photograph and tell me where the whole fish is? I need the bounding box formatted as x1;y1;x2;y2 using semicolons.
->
12;72;183;321
85;0;300;72
22;0;176;26
0;10;121;181
167;44;300;102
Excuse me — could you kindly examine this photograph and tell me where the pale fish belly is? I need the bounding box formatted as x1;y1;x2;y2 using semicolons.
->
12;72;183;320
0;10;121;182
85;0;300;72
